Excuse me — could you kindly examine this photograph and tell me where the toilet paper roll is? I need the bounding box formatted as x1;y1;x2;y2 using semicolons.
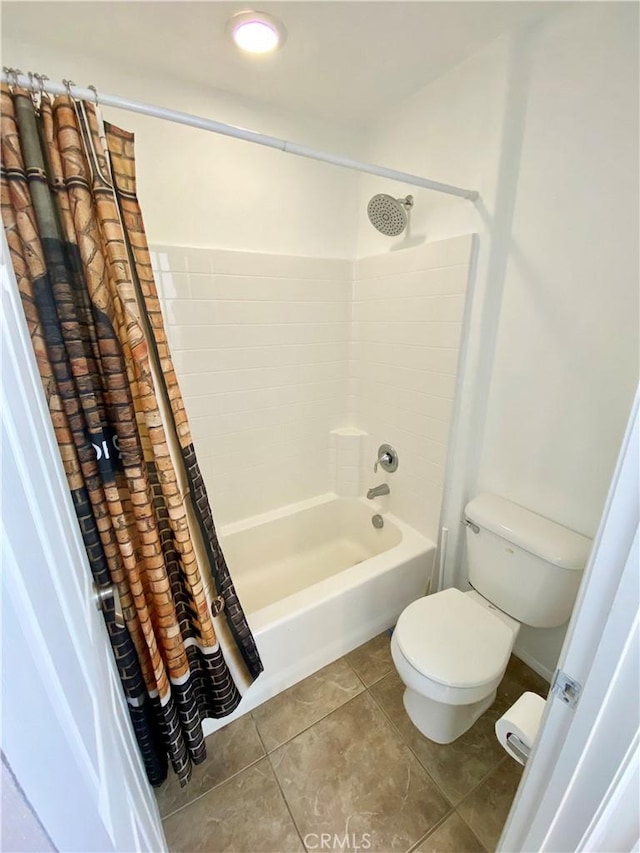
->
495;691;546;765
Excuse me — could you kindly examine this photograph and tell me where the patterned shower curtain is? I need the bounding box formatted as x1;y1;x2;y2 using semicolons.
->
0;83;262;787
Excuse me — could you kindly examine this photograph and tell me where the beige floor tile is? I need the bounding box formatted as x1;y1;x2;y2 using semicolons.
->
270;691;450;853
416;812;486;852
345;631;394;686
252;658;364;752
159;654;540;851
162;758;304;853
155;714;265;818
458;758;523;852
370;671;506;806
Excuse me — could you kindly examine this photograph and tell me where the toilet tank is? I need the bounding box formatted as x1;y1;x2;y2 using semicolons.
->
464;494;592;629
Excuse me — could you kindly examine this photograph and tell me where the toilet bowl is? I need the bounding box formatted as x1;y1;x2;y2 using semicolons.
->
391;588;520;743
390;493;591;745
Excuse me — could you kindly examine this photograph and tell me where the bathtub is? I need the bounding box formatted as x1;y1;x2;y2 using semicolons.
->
202;493;435;736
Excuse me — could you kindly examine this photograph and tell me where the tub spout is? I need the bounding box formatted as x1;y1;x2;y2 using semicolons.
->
367;483;390;499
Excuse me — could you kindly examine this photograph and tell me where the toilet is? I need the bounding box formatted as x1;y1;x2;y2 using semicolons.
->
391;493;592;744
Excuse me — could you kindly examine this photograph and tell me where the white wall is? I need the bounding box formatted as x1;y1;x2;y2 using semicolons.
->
151;245;351;524
357;3;639;677
1;38;361;257
476;2;639;672
355;34;509;258
478;2;639;536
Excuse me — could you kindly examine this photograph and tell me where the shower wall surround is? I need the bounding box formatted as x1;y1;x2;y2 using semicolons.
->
151;236;473;539
351;236;472;537
151;246;351;524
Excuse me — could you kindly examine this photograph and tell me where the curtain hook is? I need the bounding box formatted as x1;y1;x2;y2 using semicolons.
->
33;73;50;107
28;71;40;108
62;78;75;100
36;73;50;102
88;84;99;106
6;67;22;90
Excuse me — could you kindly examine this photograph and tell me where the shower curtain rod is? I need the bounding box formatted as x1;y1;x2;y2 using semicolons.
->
2;71;480;201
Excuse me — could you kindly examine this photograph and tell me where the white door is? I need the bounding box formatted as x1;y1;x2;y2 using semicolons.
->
1;236;167;853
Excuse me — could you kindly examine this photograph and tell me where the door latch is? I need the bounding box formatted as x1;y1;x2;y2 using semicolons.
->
551;669;582;709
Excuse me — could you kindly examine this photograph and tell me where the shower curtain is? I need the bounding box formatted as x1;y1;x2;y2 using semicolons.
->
0;83;262;787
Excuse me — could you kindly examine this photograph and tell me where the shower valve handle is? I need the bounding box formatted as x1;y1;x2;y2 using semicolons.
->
374;453;391;473
374;444;398;473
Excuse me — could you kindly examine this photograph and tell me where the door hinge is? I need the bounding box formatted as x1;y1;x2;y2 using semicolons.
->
551;669;582;708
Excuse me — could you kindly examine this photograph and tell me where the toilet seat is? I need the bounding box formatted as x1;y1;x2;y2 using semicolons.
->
394;588;514;690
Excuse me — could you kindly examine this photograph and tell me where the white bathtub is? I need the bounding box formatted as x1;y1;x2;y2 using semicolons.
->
202;493;435;736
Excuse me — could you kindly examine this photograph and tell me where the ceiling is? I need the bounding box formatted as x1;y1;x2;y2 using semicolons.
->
3;1;550;127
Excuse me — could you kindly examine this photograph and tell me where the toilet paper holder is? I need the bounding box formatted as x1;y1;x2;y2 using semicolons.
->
506;732;531;765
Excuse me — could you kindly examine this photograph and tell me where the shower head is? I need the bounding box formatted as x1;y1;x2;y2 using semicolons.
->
367;194;414;236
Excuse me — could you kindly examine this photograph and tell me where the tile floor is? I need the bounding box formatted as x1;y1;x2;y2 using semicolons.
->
158;633;548;853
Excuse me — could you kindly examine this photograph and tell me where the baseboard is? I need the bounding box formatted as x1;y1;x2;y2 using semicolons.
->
512;645;554;683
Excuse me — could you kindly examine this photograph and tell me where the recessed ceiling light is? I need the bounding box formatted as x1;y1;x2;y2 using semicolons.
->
228;11;286;54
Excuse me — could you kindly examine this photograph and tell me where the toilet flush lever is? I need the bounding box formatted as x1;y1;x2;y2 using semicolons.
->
464;518;480;534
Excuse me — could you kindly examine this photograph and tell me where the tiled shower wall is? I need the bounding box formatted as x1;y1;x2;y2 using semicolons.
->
351;236;473;536
151;246;351;524
151;237;472;537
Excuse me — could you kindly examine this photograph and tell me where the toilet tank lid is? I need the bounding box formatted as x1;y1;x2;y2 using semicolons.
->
465;494;592;571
